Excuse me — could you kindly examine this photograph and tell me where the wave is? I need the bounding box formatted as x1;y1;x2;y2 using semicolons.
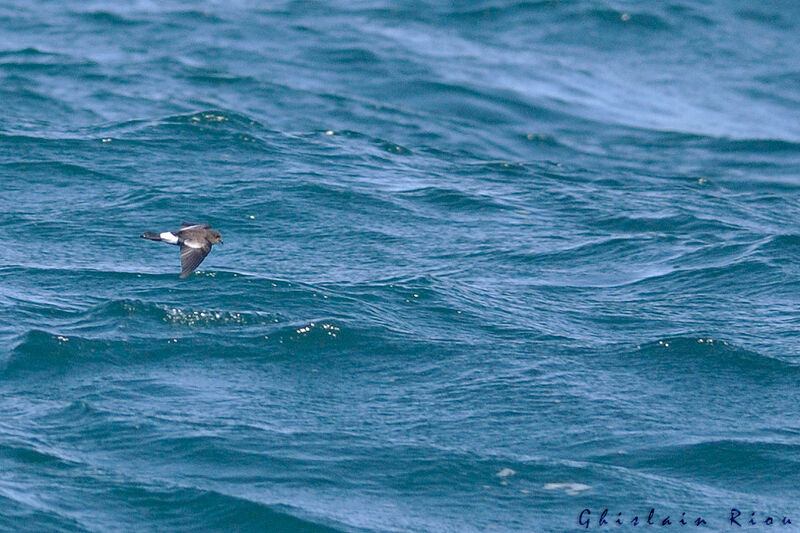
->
159;9;228;24
59;109;282;152
181;67;263;87
0;47;62;59
74;10;144;26
0;46;95;68
606;125;800;155
445;1;562;23
304;46;384;68
316;129;413;157
4;291;342;334
629;336;799;376
389;78;565;126
2;296;393;376
708;137;800;154
565;7;672;31
126;110;276;149
619;438;800;481
396;185;512;213
751;234;800;260
593;213;744;235
620;258;780;293
157;109;266;130
284;179;406;216
1;160;116;181
736;8;790;27
0;438;348;533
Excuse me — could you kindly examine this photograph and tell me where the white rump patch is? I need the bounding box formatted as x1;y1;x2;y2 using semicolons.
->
160;232;179;244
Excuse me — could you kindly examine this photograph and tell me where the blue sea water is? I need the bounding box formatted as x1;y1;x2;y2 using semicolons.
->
1;1;800;531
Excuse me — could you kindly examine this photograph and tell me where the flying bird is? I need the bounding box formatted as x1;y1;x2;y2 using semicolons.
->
141;223;223;278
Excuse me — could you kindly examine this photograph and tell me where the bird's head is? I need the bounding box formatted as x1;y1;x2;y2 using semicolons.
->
210;230;223;244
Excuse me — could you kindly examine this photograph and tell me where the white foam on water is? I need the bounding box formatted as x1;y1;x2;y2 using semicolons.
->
543;482;592;496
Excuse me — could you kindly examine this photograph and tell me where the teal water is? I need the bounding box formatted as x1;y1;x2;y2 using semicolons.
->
2;2;800;531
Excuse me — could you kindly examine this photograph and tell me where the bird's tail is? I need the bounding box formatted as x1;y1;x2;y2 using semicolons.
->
141;232;162;241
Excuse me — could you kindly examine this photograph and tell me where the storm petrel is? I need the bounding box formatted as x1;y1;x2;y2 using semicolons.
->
141;223;223;278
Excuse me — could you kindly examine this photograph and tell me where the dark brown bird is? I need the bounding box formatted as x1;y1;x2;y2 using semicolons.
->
141;222;223;278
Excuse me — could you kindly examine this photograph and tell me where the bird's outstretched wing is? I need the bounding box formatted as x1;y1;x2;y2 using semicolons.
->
179;242;211;278
180;222;211;230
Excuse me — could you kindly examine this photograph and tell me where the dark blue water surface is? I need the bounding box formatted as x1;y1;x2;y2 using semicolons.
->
2;1;800;531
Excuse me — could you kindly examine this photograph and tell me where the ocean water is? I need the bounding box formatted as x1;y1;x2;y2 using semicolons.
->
1;1;799;531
